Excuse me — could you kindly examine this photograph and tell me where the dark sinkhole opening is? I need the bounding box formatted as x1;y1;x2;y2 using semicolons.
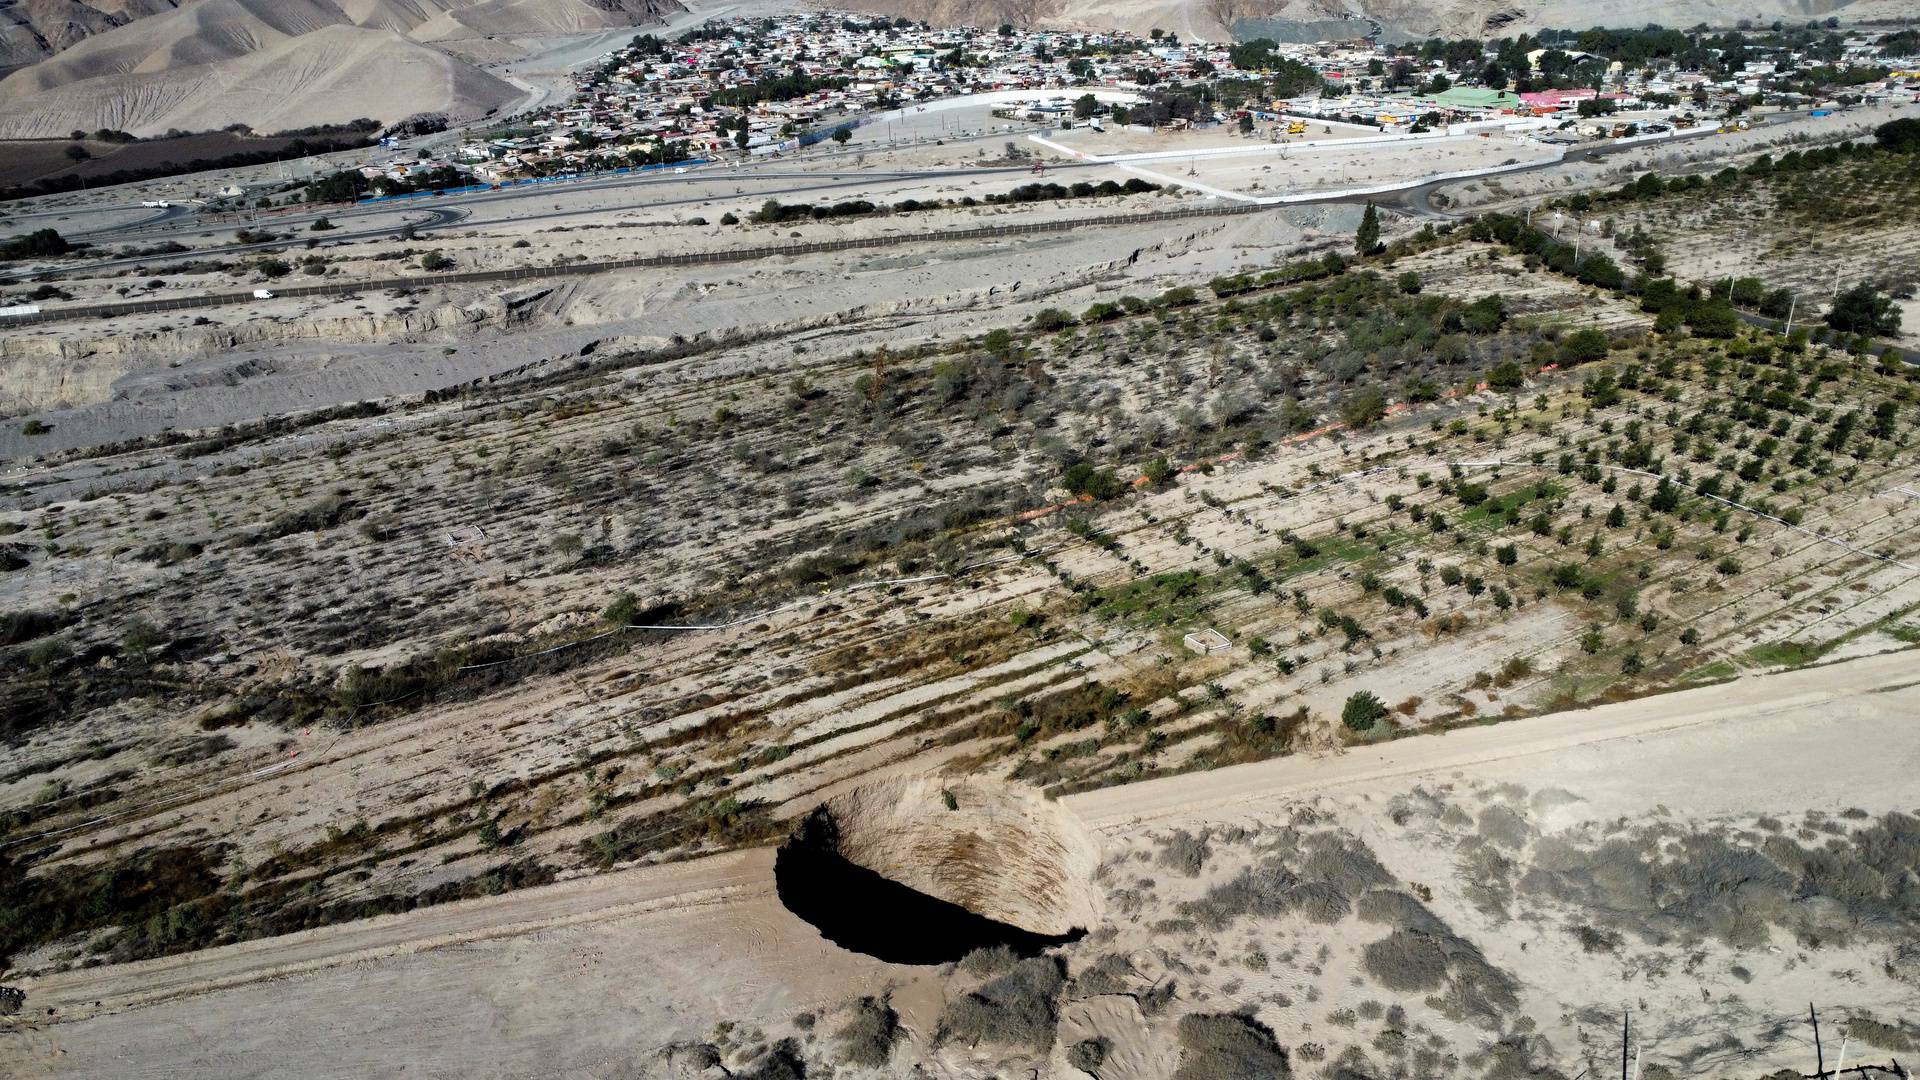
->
775;808;1086;965
773;778;1106;966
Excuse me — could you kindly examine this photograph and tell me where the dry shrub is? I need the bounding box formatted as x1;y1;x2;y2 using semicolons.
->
958;943;1019;977
737;1038;806;1080
1475;805;1531;850
1157;829;1212;877
1468;1033;1563;1080
1888;941;1920;988
1172;1012;1291;1080
1067;1036;1110;1073
1069;952;1134;998
1181;829;1390;930
1361;929;1450;992
1356;890;1519;1021
1848;1014;1919;1051
938;956;1065;1050
1568;924;1623;954
834;996;899;1067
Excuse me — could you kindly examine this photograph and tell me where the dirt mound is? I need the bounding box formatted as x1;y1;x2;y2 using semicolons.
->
775;778;1102;964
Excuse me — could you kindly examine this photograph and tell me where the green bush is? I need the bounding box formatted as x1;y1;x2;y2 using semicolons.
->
0;228;70;259
1341;691;1387;732
1558;328;1610;364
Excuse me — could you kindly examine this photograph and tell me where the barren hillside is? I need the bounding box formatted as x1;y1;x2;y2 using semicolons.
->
0;0;180;77
0;0;682;138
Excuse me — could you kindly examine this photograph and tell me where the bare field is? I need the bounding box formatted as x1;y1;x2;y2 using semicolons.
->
5;120;1920;1078
1117;135;1558;201
5;224;1919;990
9;652;1919;1079
1045;119;1380;159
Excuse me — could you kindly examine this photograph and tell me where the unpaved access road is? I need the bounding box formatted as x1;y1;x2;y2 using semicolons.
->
7;649;1919;1077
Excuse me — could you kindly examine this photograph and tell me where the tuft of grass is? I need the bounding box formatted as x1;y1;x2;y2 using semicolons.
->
1744;640;1823;668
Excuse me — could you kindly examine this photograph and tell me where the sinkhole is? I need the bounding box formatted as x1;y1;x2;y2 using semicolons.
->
774;778;1103;965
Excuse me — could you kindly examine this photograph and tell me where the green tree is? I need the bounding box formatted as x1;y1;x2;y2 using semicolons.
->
1031;307;1076;331
1558;328;1610;364
1143;455;1174;487
1341;691;1388;731
1486;361;1526;390
1648;478;1681;512
1685;302;1742;338
1355;201;1380;255
831;126;852;146
1579;624;1604;654
1461;294;1506;333
1875;116;1920;152
1;228;70;258
1826;284;1900;337
1061;462;1122;500
1340;386;1388;429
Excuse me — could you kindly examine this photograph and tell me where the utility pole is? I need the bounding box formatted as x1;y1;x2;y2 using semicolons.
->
1621;1012;1631;1080
1784;293;1797;337
1811;1003;1826;1079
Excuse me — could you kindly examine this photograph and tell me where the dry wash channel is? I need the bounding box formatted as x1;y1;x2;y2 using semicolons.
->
774;778;1102;964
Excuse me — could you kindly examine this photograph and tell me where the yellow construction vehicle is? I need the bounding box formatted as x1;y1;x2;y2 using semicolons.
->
1286;119;1307;135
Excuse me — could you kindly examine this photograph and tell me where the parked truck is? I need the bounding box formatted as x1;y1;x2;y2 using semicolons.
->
252;289;275;299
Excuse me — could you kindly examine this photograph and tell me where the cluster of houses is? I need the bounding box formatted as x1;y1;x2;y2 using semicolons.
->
352;14;1920;187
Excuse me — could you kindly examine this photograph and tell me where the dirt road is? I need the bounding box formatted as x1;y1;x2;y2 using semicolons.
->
1066;648;1920;830
7;650;1917;1077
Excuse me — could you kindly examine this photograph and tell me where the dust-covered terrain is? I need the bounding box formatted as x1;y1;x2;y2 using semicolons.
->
9;653;1919;1079
4;74;1920;1080
0;0;683;138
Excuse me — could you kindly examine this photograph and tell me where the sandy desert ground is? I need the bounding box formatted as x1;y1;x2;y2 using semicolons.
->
5;651;1917;1078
